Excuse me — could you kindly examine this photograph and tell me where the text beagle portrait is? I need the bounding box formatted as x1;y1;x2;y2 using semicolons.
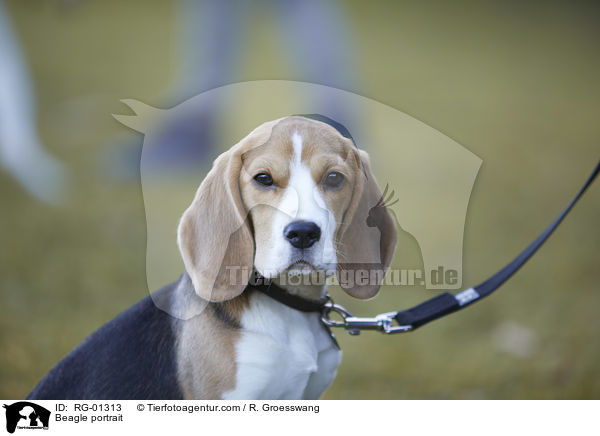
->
27;115;397;400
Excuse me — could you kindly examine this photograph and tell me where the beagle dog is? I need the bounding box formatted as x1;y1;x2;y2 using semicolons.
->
27;115;397;400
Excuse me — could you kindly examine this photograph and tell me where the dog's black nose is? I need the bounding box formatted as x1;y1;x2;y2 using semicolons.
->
284;220;321;249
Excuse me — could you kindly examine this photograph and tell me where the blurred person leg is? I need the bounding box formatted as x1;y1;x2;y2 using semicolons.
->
173;0;248;102
141;0;250;172
0;0;68;203
274;0;361;137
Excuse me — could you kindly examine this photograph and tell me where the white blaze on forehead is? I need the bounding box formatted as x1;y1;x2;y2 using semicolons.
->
292;131;303;164
289;132;316;220
280;131;321;220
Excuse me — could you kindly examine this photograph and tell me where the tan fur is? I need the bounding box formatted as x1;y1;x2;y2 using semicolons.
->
336;149;398;298
176;116;397;398
177;119;283;302
177;310;238;399
176;282;251;399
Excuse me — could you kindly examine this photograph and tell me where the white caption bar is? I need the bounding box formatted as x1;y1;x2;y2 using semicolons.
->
1;400;596;435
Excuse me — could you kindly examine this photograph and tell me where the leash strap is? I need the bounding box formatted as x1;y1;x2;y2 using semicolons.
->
322;159;600;334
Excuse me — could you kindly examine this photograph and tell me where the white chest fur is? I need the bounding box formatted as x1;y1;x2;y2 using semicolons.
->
222;292;342;400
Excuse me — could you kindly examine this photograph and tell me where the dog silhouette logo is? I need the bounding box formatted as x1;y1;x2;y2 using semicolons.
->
2;402;50;433
113;80;481;318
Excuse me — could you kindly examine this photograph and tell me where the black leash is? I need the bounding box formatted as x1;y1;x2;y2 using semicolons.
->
257;160;599;336
322;159;600;335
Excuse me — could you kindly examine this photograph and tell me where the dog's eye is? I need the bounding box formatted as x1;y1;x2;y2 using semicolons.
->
254;173;274;186
323;171;345;189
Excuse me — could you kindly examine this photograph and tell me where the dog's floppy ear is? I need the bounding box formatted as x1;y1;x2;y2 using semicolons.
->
177;144;254;302
337;149;397;299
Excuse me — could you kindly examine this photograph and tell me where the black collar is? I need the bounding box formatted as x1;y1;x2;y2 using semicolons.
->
251;280;329;313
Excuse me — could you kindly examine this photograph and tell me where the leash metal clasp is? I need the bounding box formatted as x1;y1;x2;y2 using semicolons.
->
321;297;412;335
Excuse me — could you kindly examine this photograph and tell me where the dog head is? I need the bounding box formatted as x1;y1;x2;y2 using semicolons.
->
178;116;397;302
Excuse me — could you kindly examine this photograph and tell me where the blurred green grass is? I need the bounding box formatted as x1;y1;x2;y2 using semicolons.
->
1;0;599;399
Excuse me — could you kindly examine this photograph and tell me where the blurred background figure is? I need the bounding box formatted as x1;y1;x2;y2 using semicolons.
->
174;0;357;103
0;0;68;203
139;0;359;171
